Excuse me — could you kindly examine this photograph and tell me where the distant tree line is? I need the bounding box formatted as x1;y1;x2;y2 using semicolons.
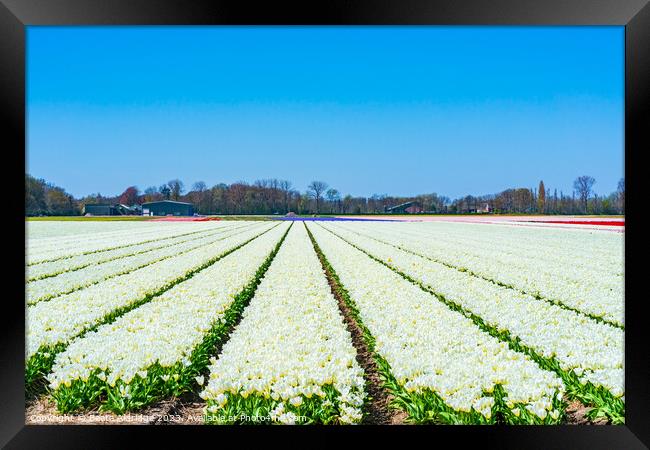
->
450;176;624;215
25;174;625;216
26;174;77;216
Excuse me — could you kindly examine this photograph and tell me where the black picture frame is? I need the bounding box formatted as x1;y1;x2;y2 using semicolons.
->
2;0;647;448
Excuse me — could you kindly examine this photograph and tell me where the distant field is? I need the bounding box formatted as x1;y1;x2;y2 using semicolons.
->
26;215;274;221
335;215;624;232
25;214;624;222
27;216;156;221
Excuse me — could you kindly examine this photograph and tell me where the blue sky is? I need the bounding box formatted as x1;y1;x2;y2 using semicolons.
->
27;26;624;199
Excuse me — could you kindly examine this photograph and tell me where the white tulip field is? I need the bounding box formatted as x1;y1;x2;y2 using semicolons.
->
25;219;624;425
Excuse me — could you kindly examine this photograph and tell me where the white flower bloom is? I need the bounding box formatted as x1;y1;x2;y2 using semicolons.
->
27;225;245;303
215;393;228;406
29;218;623;424
45;223;288;406
309;224;564;422
27;223;239;281
328;220;623;325
28;222;276;361
28;221;224;264
278;412;297;425
201;225;365;424
320;222;624;401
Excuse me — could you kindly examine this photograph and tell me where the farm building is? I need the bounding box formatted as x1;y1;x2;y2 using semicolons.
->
141;200;194;216
83;204;116;216
477;203;491;213
384;201;423;214
84;204;140;216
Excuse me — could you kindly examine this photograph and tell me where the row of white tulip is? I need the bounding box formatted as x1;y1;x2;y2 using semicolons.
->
27;224;254;304
27;222;192;257
392;221;623;274
334;222;623;326
26;220;172;241
27;222;275;361
308;223;564;423
343;221;623;284
320;223;624;400
200;224;366;425
47;223;290;402
27;222;227;265
27;224;249;282
414;220;624;280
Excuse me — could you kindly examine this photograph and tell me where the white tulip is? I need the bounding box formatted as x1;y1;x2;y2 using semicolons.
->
201;225;365;424
46;224;288;406
320;222;624;400
28;222;276;360
309;223;564;422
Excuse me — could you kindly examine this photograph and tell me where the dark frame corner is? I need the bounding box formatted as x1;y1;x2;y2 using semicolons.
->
2;0;648;448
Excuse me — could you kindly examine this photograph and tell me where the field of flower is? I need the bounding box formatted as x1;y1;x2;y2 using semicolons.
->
25;218;624;425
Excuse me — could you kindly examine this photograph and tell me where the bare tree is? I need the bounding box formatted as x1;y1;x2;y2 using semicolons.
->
326;188;341;213
269;178;281;213
167;179;185;201
159;184;171;200
191;181;208;213
144;186;160;203
279;180;292;213
573;176;596;214
229;182;251;214
307;181;328;214
192;181;207;193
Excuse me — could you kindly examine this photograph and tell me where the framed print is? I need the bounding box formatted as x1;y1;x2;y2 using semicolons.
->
1;0;648;448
